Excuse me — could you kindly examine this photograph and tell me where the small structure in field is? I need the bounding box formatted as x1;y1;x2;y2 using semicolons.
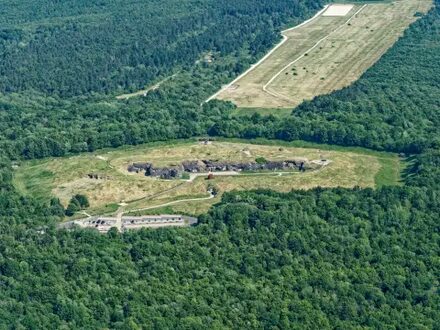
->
198;138;213;145
86;173;110;180
60;217;117;233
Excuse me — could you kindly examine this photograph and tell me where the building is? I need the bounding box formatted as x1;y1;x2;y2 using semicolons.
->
122;215;185;231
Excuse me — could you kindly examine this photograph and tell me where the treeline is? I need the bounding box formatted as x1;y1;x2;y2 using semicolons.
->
0;0;322;96
404;149;440;189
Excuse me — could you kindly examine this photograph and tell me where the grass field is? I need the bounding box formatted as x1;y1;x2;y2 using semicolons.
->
13;139;402;216
214;0;432;109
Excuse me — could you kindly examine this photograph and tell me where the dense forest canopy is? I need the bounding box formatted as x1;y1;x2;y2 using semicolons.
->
0;0;325;160
0;0;439;328
0;148;438;328
0;0;322;96
0;0;439;160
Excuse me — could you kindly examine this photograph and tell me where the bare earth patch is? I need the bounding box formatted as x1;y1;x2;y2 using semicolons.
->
323;4;354;16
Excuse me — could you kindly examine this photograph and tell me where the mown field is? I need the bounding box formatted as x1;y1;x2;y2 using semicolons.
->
13;139;402;216
215;0;432;109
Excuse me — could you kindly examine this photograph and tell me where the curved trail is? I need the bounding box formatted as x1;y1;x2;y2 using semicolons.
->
204;5;329;103
125;193;215;215
262;4;367;101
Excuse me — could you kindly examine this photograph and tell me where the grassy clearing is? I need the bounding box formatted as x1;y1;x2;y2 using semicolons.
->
222;138;404;188
14;166;54;202
13;139;401;216
214;0;432;109
215;137;398;157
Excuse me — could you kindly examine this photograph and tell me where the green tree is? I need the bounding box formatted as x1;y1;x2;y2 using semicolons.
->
49;198;65;217
73;194;90;208
65;199;81;217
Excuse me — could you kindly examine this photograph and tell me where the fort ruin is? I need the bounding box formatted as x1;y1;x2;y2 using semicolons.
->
60;215;197;233
128;158;321;179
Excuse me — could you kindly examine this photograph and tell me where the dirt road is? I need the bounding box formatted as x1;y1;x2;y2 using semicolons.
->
204;5;329;103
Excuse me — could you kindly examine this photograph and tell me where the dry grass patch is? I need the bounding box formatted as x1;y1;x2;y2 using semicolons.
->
13;140;399;216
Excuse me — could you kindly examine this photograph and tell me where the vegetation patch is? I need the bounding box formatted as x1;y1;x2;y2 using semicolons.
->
13;139;400;216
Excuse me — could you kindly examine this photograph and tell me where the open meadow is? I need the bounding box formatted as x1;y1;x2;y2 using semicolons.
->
13;139;402;216
214;0;432;109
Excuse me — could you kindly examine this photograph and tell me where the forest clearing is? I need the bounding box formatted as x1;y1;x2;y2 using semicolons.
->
213;0;432;109
13;139;401;216
1;0;439;326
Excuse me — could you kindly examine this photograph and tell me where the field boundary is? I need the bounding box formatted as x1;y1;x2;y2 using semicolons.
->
14;137;402;217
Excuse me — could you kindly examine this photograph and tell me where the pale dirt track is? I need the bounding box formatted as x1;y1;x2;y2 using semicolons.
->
188;171;239;182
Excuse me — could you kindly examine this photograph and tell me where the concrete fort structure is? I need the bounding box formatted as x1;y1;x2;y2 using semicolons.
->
122;215;188;231
60;215;197;233
128;158;316;179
